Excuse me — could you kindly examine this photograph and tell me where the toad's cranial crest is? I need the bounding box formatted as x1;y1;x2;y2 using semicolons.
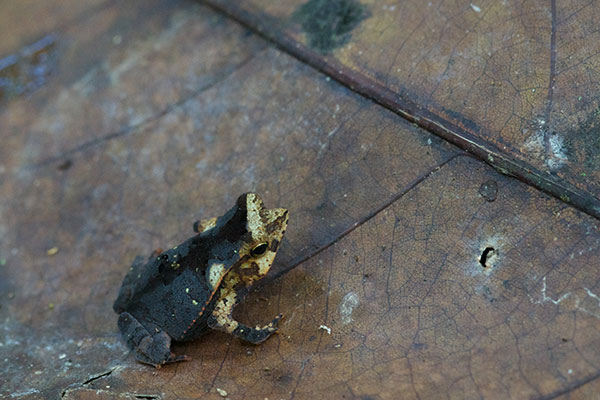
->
113;193;288;368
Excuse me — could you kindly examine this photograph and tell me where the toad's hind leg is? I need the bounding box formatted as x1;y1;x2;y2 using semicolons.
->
117;312;188;368
207;291;282;344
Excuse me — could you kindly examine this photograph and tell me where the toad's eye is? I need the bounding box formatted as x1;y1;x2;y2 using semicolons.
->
250;242;268;257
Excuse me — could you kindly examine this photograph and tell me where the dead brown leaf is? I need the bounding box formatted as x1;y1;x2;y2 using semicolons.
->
204;0;600;218
0;1;598;399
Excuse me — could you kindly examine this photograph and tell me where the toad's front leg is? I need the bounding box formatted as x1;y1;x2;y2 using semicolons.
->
207;289;282;344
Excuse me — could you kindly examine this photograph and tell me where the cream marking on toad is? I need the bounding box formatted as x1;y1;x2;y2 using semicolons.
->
237;241;274;283
197;217;217;233
208;194;288;335
339;292;359;325
245;194;288;277
213;280;240;333
246;193;267;242
212;269;280;333
207;262;225;290
255;243;277;277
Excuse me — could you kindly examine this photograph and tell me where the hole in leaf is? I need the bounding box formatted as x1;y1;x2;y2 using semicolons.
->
479;247;497;268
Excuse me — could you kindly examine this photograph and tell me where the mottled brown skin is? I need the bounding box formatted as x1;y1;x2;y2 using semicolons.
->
113;193;288;367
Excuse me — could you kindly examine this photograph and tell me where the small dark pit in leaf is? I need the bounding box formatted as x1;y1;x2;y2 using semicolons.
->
293;0;370;53
57;159;72;171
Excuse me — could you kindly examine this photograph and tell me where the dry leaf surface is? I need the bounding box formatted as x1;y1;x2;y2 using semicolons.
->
203;0;600;218
0;1;599;399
